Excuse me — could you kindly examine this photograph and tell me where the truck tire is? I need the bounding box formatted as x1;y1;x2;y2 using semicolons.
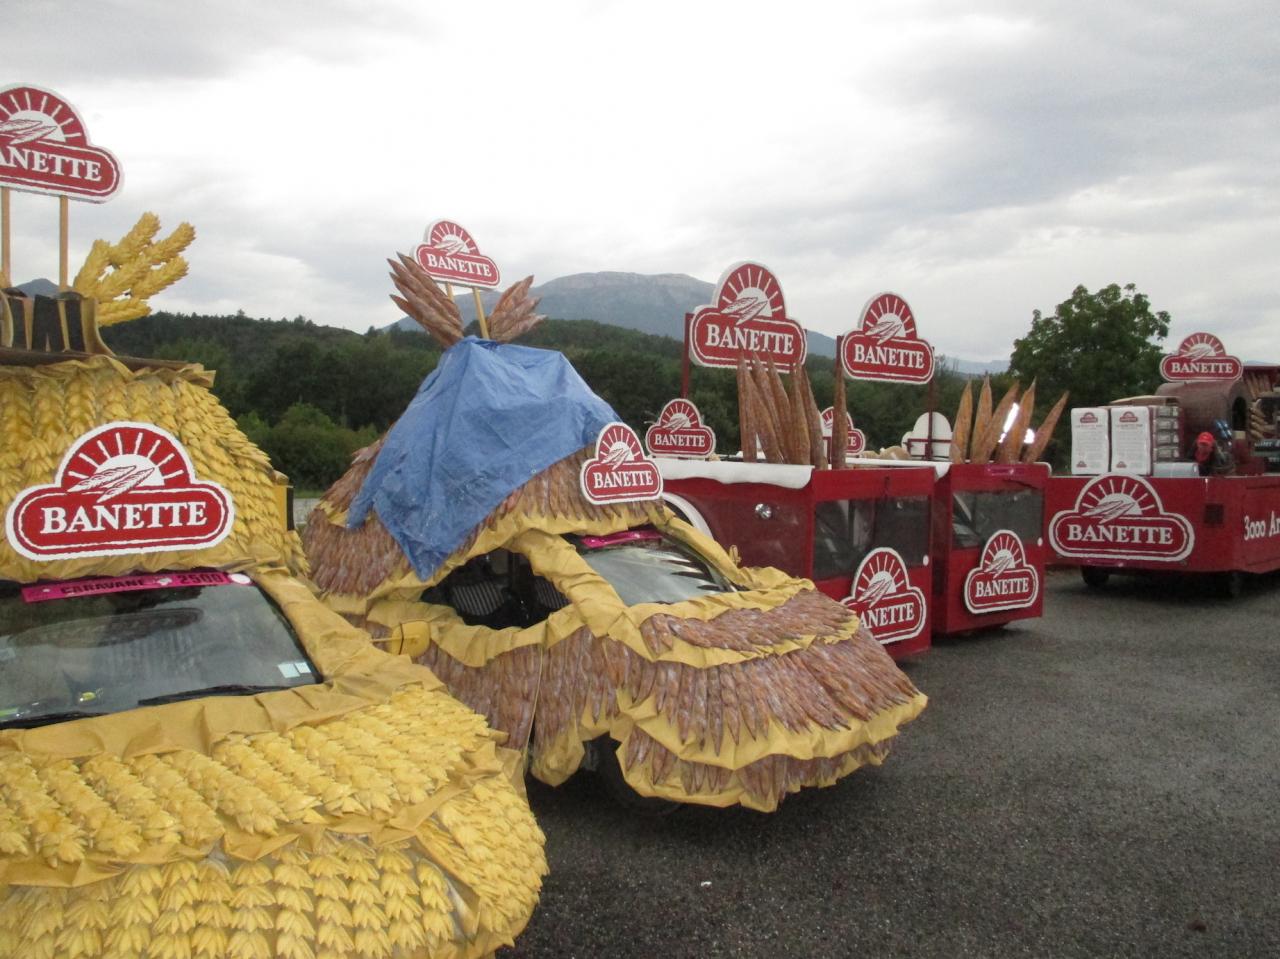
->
1081;566;1110;589
1219;570;1244;599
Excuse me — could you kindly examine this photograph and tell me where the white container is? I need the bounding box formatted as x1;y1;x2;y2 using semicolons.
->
1110;406;1153;475
1153;461;1199;477
1070;408;1109;475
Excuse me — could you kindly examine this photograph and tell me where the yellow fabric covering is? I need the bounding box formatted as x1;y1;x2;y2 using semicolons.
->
0;358;547;958
0;355;305;581
306;447;927;812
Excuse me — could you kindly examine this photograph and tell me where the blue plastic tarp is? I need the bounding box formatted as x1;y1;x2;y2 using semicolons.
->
347;337;617;579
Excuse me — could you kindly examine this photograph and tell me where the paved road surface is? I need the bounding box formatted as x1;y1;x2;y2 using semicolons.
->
502;569;1280;958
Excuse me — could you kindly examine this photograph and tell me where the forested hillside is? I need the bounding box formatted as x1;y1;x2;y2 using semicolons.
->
101;311;982;490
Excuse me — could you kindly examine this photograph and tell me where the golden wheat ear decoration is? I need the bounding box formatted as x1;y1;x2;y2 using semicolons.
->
72;212;195;326
487;275;545;343
388;253;465;348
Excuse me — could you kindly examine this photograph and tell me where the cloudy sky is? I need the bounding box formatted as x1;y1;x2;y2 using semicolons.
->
4;0;1277;362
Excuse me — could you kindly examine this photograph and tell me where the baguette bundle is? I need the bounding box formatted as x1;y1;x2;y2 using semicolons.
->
950;376;1069;464
734;355;838;467
391;255;545;347
830;366;850;469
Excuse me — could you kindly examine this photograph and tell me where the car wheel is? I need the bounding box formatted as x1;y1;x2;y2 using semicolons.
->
594;738;681;816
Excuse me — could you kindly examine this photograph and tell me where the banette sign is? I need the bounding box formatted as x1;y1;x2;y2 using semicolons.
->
840;292;935;385
580;422;663;505
0;84;122;201
5;422;234;561
841;547;927;645
413;220;501;289
821;407;867;457
645;399;716;459
688;262;807;370
963;530;1039;613
1159;333;1242;383
1048;473;1194;562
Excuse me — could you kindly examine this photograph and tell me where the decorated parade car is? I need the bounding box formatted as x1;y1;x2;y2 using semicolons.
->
302;254;927;812
0;213;545;957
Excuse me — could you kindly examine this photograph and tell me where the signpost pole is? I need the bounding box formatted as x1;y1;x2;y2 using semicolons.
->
58;196;69;289
472;286;490;339
1;187;9;282
926;367;937;460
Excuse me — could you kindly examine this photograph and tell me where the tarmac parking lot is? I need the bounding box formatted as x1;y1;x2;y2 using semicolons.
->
503;568;1280;958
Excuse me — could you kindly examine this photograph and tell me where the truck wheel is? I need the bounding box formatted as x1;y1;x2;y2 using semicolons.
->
595;738;681;816
1081;566;1110;589
1219;571;1244;599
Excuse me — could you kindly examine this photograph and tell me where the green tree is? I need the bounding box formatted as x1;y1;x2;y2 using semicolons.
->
259;403;377;491
1010;283;1170;411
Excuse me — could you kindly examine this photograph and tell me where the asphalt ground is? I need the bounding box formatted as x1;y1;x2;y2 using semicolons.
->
501;569;1280;958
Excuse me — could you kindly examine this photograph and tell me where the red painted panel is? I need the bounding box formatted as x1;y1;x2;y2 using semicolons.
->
931;463;1048;635
1045;473;1280;575
665;465;937;658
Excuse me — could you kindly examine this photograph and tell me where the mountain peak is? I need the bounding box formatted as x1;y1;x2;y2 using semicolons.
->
13;278;60;296
389;270;840;357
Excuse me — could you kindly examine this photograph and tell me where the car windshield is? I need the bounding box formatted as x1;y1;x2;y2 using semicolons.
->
0;570;319;728
571;529;734;606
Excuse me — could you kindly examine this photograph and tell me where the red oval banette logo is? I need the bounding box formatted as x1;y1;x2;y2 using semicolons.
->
840;547;927;645
645;399;716;458
1048;474;1194;562
820;407;867;456
580;422;663;505
688;262;807;370
5;423;234;561
413;220;501;289
963;529;1040;613
1160;333;1242;382
0;85;122;202
840;292;936;384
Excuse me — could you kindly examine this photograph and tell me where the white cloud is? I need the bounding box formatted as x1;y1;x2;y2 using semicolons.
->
3;0;1277;363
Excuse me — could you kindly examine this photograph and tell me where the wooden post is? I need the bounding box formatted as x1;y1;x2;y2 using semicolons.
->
1;187;10;283
59;195;69;289
472;286;489;339
680;313;692;398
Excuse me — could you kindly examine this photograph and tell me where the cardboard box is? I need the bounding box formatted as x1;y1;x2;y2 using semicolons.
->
1110;405;1152;474
1070;408;1110;475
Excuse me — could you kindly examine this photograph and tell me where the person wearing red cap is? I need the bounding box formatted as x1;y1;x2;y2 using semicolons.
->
1193;431;1221;475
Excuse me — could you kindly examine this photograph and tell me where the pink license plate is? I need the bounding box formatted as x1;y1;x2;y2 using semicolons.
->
22;570;252;603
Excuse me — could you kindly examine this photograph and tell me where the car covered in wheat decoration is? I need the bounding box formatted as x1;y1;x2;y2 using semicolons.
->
302;255;928;812
0;216;546;959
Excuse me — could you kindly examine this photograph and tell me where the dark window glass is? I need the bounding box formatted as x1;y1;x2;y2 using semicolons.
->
423;549;568;629
812;500;875;580
572;532;732;606
811;495;931;577
0;575;317;728
952;489;1044;548
876;496;931;566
